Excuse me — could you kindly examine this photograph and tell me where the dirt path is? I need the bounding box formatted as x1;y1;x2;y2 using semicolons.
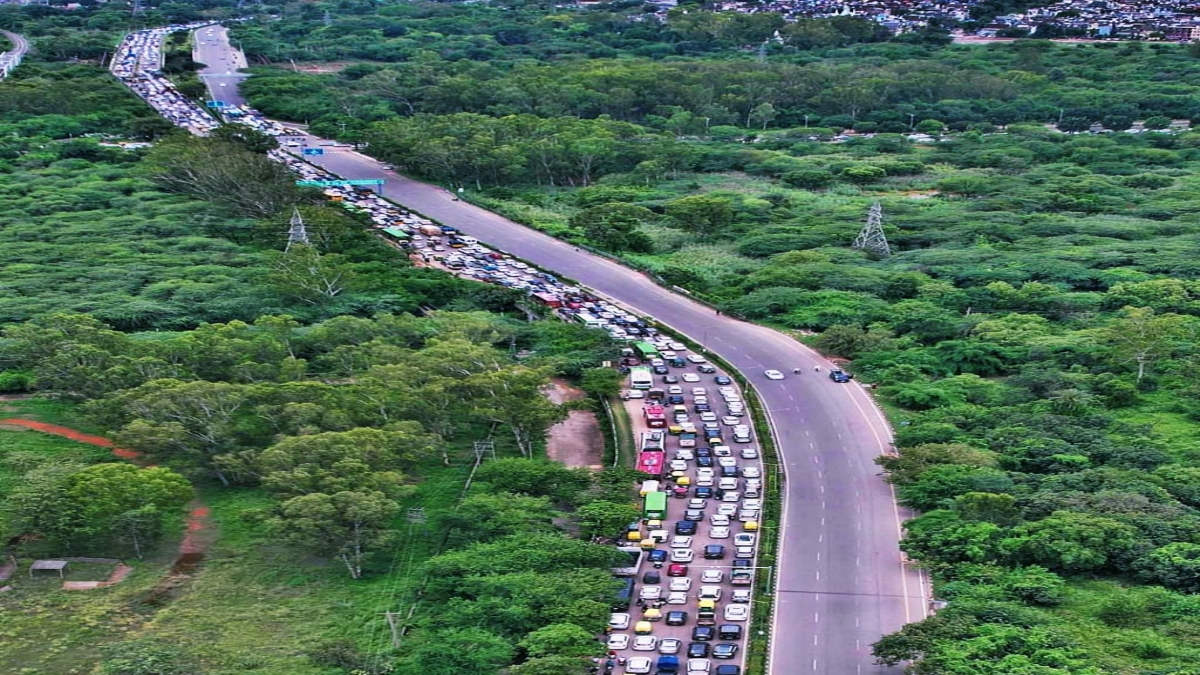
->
0;417;215;592
543;378;605;470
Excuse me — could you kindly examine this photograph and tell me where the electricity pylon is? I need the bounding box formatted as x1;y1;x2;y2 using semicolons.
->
852;202;891;258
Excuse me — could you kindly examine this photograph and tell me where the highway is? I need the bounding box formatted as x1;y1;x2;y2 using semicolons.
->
201;27;928;675
192;24;248;106
0;30;29;80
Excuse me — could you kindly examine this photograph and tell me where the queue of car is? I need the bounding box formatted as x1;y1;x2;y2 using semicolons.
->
606;343;762;675
111;24;224;136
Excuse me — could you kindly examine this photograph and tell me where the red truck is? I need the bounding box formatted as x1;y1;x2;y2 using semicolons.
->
644;403;666;428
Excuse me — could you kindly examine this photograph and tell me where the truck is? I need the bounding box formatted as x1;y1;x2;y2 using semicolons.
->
629;366;653;390
418;224;442;237
644;403;666;428
641;431;664;451
730;569;753;586
696;599;717;626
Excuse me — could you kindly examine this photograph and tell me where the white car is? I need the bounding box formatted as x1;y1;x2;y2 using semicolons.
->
697;468;715;479
668;385;684;395
688;659;712;675
626;657;653;674
734;431;752;443
718;386;736;395
661;351;677;358
724;605;750;621
669;577;693;592
670;460;689;472
694;396;709;405
633;636;659;651
718;457;737;468
734;533;757;547
671;548;694;563
717;503;738;516
695;474;714;487
698;586;722;601
667;591;689;605
610;613;631;630
659;638;682;655
675;449;694;461
735;546;754;558
701;569;724;583
764;369;784;380
712;445;732;457
731;589;752;603
710;514;731;526
700;412;718;422
740;447;759;459
691;388;708;396
626;390;646;399
671;536;693;549
682;373;700;382
721;416;740;426
742;467;761;479
717;478;738;491
641;586;663;600
710;526;730;539
609;634;631;650
721;492;740;503
743;499;763;510
669;342;687;350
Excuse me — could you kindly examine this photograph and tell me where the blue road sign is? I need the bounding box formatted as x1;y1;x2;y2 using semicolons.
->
295;179;385;188
302;148;325;156
206;100;227;108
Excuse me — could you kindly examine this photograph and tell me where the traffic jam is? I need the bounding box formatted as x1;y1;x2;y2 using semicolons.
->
113;26;766;675
603;340;763;675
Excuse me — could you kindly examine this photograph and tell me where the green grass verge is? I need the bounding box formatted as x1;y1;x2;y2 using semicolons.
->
608;396;636;469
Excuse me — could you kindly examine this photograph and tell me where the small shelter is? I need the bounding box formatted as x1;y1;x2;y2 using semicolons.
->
30;560;68;579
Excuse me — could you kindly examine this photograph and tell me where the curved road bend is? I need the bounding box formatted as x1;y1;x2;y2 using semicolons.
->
199;27;929;675
317;150;928;674
192;25;249;106
0;30;30;79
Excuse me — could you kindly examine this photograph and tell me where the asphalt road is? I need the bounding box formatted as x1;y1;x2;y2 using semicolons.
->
191;25;248;106
0;30;29;79
209;27;929;674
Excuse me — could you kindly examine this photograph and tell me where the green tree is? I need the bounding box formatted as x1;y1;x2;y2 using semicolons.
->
580;367;622;398
265;245;357;306
1002;511;1139;572
953;492;1022;527
511;657;590;675
474;459;592;503
1143;115;1172;130
569;203;654;252
1143;542;1200;593
664;195;734;236
469;366;569;457
269;490;398;579
394;628;514;675
1100;306;1191;381
520;623;603;658
575;500;640;539
437;492;561;542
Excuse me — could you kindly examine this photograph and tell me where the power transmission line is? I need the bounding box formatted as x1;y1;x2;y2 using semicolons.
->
852;202;892;258
284;206;309;251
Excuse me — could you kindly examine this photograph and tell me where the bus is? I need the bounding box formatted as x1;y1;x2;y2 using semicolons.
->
637;451;664;477
629;366;653;390
643;491;668;520
633;341;660;361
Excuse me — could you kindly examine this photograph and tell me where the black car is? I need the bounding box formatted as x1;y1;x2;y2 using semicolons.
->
720;465;739;478
693;404;711;413
692;626;715;642
695;447;713;458
694;486;714;499
704;544;726;559
662;375;680;384
714;376;732;385
712;644;739;660
715;666;740;675
732;558;752;567
666;611;688;626
718;625;743;641
684;509;704;522
643;570;662;584
687;642;710;658
696;456;714;468
698;364;717;373
653;365;670;375
667;395;686;405
829;369;852;383
675;520;697;535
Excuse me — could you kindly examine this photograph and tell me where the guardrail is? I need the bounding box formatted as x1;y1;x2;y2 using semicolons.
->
0;31;28;80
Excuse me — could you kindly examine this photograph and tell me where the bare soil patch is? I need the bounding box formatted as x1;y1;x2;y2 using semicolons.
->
544;378;605;470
